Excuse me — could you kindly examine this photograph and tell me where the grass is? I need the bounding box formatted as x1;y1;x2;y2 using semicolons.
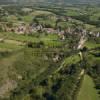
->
4;39;24;45
58;22;75;29
39;19;56;28
0;51;22;85
0;32;51;41
77;75;99;100
0;32;64;47
21;15;33;23
85;41;100;49
0;32;40;43
6;15;18;22
85;53;100;67
90;13;100;21
31;10;54;16
63;54;80;66
85;24;96;30
64;10;81;16
43;40;63;47
55;54;80;73
0;42;22;51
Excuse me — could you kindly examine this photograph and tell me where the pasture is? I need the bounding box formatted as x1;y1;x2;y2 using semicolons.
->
77;75;99;100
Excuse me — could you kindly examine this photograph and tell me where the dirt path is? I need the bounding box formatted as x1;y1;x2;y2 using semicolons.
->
78;69;85;80
77;36;87;49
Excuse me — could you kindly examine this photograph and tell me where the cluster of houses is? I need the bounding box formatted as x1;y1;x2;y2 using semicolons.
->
0;20;100;39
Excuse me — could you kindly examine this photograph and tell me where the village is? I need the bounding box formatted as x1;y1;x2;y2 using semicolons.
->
0;17;100;39
0;3;100;100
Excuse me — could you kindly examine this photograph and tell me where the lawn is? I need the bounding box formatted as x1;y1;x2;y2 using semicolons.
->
77;75;99;100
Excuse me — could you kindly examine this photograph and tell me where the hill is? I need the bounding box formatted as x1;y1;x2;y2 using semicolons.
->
0;0;100;5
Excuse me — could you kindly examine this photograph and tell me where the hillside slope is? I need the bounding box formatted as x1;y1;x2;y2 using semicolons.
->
0;0;100;4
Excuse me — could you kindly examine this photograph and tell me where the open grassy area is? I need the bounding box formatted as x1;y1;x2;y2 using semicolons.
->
0;42;23;52
0;32;65;48
31;10;54;16
0;51;22;85
21;15;33;23
90;13;100;21
64;54;80;66
0;32;57;42
85;41;100;49
55;54;80;73
0;32;39;42
77;75;99;100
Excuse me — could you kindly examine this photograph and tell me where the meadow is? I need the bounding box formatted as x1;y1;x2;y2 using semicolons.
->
77;75;99;100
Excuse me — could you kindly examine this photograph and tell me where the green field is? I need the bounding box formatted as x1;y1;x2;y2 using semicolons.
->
55;54;80;73
0;42;23;52
77;75;99;100
85;41;100;49
0;32;65;48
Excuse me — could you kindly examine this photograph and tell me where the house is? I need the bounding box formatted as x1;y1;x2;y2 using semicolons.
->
0;38;4;42
15;24;26;34
53;55;60;62
66;16;72;22
89;31;93;35
21;8;32;13
96;32;100;37
82;29;87;36
44;28;57;34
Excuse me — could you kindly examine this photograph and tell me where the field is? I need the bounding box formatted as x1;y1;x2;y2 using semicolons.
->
0;42;22;51
85;41;100;49
77;75;99;100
